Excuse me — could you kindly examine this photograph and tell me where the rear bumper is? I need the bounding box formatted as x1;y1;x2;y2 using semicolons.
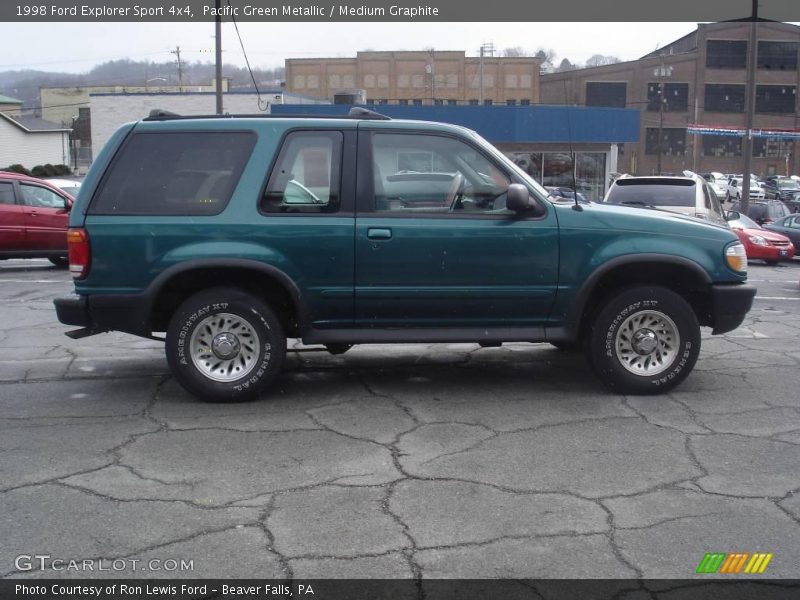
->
54;294;91;327
710;283;756;335
54;293;150;336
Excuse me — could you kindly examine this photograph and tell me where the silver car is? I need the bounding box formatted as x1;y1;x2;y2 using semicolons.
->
603;172;726;226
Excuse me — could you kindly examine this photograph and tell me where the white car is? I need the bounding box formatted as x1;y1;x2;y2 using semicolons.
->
700;172;728;201
44;178;82;198
727;175;765;202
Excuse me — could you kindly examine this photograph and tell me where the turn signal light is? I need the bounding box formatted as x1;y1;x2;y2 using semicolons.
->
725;243;747;273
67;228;90;279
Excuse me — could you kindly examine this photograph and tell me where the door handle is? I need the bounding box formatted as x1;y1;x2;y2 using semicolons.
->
367;228;392;240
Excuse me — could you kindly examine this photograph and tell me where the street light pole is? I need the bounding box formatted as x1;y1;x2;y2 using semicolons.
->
215;0;223;115
741;0;758;216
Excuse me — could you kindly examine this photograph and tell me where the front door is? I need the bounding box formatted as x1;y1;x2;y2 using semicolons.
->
19;182;70;252
354;129;559;328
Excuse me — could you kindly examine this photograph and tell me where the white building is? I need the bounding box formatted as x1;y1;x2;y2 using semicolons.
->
0;113;72;168
90;91;329;157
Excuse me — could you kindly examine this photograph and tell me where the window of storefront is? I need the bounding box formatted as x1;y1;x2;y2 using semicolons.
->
504;151;608;202
706;40;747;69
705;84;745;112
586;82;627;107
702;135;742;157
758;41;798;70
647;83;689;112
645;128;687;155
753;138;791;158
755;85;796;114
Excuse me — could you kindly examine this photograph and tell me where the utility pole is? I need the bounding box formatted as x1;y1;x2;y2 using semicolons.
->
214;0;223;114
655;59;668;175
170;46;184;91
741;0;758;216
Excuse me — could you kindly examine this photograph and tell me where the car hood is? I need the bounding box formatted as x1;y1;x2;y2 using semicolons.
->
733;226;792;243
567;201;735;241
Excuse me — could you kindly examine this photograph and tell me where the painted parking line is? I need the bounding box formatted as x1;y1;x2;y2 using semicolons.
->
755;296;800;301
0;279;65;283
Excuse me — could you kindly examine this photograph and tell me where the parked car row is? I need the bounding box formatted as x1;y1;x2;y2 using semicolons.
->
603;171;797;265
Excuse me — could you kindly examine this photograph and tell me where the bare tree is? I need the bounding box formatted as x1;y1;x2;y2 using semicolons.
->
532;48;557;72
585;54;622;67
556;58;577;72
502;46;526;57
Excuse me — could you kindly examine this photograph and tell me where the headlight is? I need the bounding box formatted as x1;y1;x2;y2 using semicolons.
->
725;243;748;273
748;235;768;246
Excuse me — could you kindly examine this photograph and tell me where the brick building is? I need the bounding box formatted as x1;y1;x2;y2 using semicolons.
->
285;51;541;106
540;21;800;177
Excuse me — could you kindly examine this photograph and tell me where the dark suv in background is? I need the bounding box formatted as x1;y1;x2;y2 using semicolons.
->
730;198;791;225
54;110;755;402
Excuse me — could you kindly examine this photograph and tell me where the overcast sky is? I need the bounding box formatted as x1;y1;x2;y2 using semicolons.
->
0;22;713;74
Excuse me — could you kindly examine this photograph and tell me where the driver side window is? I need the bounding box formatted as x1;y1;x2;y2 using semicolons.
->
371;133;511;215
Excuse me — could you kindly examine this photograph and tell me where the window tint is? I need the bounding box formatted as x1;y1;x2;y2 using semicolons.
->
20;184;66;209
262;131;342;213
372;133;511;215
91;132;255;215
0;182;14;205
606;180;696;207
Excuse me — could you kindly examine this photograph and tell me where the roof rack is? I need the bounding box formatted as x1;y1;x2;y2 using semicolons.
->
142;107;392;122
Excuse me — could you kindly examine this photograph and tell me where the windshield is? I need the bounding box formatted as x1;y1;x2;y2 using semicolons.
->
777;179;800;190
728;213;759;229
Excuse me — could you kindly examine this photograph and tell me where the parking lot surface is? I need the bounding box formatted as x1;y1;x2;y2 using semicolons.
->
1;258;799;579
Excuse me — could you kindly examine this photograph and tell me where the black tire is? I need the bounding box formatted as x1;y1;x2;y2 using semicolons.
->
587;286;700;394
166;287;286;402
49;256;68;268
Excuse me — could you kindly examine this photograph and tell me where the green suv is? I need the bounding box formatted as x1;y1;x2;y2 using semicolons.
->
54;109;755;401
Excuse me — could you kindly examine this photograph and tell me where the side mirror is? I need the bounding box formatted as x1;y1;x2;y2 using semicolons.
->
506;184;534;212
725;211;740;221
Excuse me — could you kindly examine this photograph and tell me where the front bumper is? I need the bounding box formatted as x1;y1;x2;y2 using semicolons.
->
710;283;756;335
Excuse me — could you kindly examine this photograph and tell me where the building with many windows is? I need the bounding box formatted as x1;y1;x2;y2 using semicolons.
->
540;21;800;177
285;51;541;106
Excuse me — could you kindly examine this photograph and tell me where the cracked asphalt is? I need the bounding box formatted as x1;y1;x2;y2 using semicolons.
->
1;258;799;580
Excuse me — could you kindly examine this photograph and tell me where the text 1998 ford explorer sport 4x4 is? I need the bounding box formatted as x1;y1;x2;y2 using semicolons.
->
54;109;755;401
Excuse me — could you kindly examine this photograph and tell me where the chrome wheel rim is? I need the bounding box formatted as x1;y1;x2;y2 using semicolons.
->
615;310;679;376
189;312;260;382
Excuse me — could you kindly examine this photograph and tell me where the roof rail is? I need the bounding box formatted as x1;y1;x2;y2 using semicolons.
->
348;107;391;120
142;108;392;122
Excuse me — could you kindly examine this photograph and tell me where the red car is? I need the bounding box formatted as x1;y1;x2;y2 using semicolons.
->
727;211;795;265
0;172;74;267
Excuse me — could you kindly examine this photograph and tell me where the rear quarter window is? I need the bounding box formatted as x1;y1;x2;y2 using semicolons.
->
89;131;256;215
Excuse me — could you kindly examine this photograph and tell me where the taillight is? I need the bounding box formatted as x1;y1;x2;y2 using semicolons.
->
67;228;90;279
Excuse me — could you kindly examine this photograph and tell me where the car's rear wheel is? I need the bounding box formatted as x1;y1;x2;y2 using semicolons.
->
587;286;700;394
166;287;286;402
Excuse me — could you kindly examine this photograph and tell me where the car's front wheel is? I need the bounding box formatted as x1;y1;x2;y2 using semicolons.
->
587;286;700;394
166;287;286;402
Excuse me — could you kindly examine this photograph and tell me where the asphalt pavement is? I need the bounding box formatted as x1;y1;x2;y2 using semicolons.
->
1;258;799;580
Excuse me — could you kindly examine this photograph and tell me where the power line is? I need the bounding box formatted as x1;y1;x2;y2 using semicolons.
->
226;0;267;111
